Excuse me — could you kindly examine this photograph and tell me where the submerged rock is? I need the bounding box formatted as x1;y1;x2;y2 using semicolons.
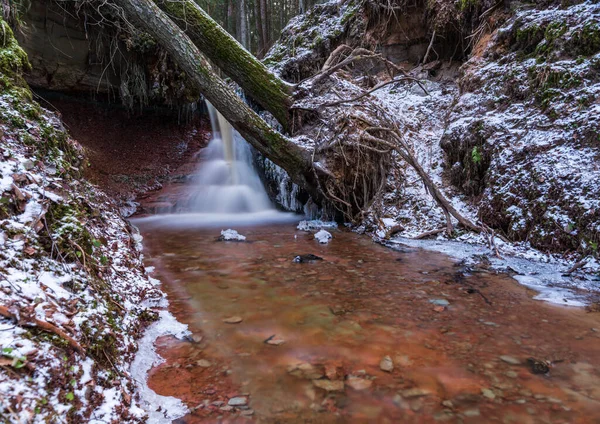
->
346;376;373;391
228;396;248;406
312;379;345;392
293;254;323;263
380;356;394;372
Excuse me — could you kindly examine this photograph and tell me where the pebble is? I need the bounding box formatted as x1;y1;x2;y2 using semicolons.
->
499;355;522;365
240;409;254;416
312;379;345;392
380;355;394;372
228;397;248;406
346;376;373;391
442;400;454;409
429;299;450;306
481;388;496;400
401;388;431;398
196;359;212;368
223;316;243;324
505;371;518;378
463;409;480;417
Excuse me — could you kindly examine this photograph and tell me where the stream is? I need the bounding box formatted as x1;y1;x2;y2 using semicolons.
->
131;106;600;423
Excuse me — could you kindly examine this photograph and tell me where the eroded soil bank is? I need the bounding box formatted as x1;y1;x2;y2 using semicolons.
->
135;222;600;423
44;94;209;210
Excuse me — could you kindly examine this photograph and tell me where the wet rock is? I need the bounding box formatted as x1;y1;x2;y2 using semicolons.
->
526;357;550;374
429;299;450;307
499;355;521;365
463;409;480;417
346;376;373;391
442;400;454;409
228;396;248;406
264;335;285;346
293;254;323;263
379;356;394;372
481;388;496;400
401;388;431;398
312;379;345;392
287;363;324;380
196;359;212;368
223;316;243;324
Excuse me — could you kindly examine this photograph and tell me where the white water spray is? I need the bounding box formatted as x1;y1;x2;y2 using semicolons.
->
190;103;273;214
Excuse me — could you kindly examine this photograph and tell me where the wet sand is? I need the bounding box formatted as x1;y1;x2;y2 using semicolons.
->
137;223;600;423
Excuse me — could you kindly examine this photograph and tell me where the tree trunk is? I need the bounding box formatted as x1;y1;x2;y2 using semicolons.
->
254;0;266;57
155;0;293;131
260;0;269;51
239;0;249;49
114;0;315;191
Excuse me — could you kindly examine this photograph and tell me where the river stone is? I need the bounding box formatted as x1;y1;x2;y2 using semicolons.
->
481;388;496;400
401;388;431;398
346;376;373;391
196;359;212;368
228;396;248;406
429;299;450;306
312;379;345;392
499;355;522;365
380;355;394;372
223;316;243;324
287;363;324;380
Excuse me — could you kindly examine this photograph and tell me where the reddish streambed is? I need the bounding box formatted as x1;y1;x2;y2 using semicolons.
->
136;223;600;423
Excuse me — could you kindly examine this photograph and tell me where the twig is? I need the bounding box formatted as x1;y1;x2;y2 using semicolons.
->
0;305;85;355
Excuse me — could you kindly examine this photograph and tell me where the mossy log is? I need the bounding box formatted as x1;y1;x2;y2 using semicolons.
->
156;0;294;130
115;0;316;193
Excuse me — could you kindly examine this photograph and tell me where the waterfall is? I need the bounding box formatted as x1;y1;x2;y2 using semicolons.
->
133;102;300;227
190;103;274;214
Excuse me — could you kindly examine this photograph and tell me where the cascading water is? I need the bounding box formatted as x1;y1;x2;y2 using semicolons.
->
190;104;273;214
134;103;298;227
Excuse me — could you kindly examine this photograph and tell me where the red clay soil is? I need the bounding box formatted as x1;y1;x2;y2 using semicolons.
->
44;95;209;207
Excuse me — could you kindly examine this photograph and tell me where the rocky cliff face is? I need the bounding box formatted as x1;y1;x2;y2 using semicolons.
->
15;0;199;109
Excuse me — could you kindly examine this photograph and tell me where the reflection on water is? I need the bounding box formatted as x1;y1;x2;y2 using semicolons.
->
138;224;600;423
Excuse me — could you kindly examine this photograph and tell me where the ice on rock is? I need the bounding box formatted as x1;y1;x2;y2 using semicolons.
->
220;229;247;241
297;220;338;231
315;229;332;244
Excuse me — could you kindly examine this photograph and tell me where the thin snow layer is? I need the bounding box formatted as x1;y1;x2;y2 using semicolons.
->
297;220;339;231
315;229;333;244
0;83;170;420
221;229;247;241
130;310;190;423
387;235;597;306
441;4;600;253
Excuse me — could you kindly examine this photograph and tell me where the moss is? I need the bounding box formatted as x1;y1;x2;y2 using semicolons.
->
458;0;479;11
0;18;31;96
571;22;600;56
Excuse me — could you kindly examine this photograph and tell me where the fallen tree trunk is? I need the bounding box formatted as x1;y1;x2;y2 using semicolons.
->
114;0;315;192
156;0;294;130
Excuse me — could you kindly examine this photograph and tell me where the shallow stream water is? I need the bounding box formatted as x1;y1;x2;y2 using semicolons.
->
135;221;600;423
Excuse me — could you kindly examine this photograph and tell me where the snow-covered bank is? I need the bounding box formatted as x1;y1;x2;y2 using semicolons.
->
384;234;599;306
0;19;188;422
